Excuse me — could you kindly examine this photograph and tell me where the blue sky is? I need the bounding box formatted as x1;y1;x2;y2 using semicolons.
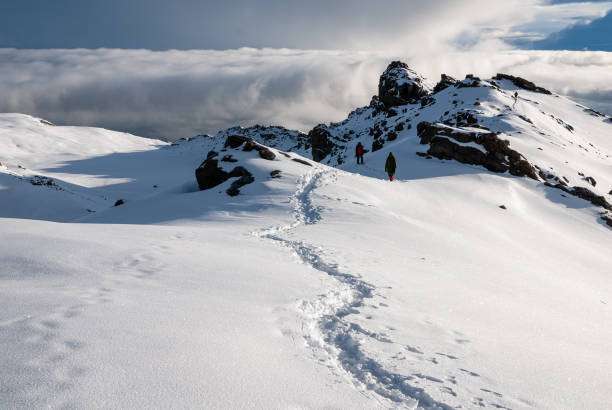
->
1;0;611;51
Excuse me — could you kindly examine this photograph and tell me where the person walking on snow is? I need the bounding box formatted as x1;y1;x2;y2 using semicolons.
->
512;91;518;108
385;152;396;181
356;142;365;164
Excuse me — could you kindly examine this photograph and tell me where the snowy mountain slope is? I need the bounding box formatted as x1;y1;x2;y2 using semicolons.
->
1;63;612;409
208;64;612;226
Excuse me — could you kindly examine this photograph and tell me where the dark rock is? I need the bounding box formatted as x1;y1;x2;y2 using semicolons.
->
417;121;538;180
378;61;430;107
432;74;457;94
417;121;436;144
387;130;398;141
571;187;612;210
493;73;552;95
114;199;124;207
372;139;384;152
195;158;229;191
455;112;478;126
256;146;276;161
585;176;597;187
224;135;275;161
509;159;538;179
195;155;256;195
309;125;335;162
427;137;456;159
420;96;436;107
518;115;533;124
30;176;56;187
394;122;404;132
456;75;481;88
427;137;486;165
225;135;250;149
270;170;282;178
292;158;312;166
226;167;254;196
207;150;219;159
499;205;507;210
221;154;238;163
386;108;398;117
602;215;612;228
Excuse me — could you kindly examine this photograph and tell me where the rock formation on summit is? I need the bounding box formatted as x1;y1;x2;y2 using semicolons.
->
378;61;431;107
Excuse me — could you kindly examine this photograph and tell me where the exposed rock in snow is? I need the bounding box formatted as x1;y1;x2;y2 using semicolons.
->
417;122;538;179
216;124;309;154
432;74;458;94
378;61;431;107
224;135;276;160
494;73;552;95
545;183;612;211
308;124;338;162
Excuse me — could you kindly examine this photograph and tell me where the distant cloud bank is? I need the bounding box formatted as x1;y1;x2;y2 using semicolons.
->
0;48;611;139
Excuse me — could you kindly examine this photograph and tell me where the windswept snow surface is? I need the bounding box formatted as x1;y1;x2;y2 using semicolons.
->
1;112;611;409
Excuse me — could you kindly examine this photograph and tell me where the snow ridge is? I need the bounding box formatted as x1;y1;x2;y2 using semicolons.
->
253;168;453;409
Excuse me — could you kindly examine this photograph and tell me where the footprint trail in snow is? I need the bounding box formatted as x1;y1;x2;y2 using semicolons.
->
253;168;454;409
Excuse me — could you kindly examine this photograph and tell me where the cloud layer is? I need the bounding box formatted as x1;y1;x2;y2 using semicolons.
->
1;48;611;139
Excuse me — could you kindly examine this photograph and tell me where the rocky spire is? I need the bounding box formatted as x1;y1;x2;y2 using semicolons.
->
378;61;431;107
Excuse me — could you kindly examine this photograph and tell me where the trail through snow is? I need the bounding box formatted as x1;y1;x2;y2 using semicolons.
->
253;168;454;409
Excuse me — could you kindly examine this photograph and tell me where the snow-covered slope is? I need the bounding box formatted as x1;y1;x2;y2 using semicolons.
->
1;63;611;409
210;64;612;227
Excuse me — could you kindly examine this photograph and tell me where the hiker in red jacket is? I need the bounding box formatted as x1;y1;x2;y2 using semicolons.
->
356;142;364;164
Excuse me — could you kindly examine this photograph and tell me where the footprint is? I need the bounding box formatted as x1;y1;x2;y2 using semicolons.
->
405;345;423;354
481;388;503;398
460;368;480;377
472;397;486;407
41;320;60;329
412;373;443;383
436;352;458;360
441;386;457;397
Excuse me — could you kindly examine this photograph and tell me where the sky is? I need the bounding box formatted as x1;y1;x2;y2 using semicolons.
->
1;0;612;138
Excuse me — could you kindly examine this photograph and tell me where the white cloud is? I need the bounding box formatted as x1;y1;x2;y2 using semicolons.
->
510;1;612;42
0;48;611;139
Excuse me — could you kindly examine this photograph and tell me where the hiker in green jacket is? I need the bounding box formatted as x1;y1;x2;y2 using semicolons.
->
385;152;396;181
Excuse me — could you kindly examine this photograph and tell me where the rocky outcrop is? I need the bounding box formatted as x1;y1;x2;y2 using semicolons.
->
417;122;538;179
378;61;430;107
216;125;309;153
545;182;612;211
195;154;256;195
456;75;482;88
195;143;261;195
493;74;552;95
30;176;58;187
224;135;276;160
309;125;335;162
195;157;228;191
585;176;597;187
432;74;457;94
